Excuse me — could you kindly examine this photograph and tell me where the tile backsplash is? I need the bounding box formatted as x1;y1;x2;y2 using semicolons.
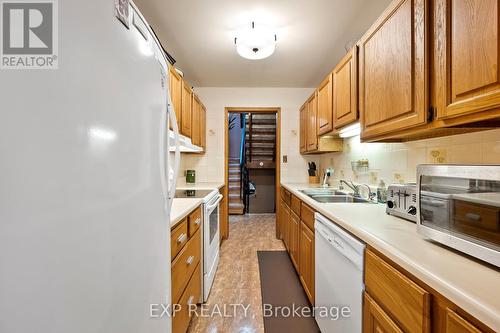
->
319;128;500;187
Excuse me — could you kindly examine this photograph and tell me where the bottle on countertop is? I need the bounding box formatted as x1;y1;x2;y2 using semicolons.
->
377;179;387;203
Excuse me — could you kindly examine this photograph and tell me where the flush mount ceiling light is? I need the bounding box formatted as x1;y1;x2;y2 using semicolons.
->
234;22;277;60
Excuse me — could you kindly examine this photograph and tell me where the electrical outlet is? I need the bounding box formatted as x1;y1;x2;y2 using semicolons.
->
283;155;288;163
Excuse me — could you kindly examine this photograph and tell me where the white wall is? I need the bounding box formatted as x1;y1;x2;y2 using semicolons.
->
179;87;319;183
318;128;500;187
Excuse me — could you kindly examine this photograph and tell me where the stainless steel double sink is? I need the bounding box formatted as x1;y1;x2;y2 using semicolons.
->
299;188;372;204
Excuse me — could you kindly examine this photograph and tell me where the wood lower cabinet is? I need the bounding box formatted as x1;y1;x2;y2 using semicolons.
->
169;66;182;130
333;47;358;129
299;221;315;304
434;0;500;121
364;292;404;333
359;0;428;140
279;186;315;306
171;205;202;333
317;73;334;135
290;211;300;270
365;248;494;333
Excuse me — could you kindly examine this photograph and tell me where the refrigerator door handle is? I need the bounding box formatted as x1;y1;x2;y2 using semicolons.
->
167;97;180;212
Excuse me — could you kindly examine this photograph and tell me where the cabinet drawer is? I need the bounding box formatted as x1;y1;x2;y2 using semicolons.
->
281;187;291;206
173;263;201;333
300;202;315;231
365;250;431;333
172;229;201;304
188;206;202;237
171;219;188;260
291;195;301;216
445;308;481;333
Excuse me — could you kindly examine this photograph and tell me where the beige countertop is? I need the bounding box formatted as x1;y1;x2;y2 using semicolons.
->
170;198;202;228
170;182;223;228
282;183;500;331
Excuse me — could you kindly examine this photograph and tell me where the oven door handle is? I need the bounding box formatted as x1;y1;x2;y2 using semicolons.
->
206;194;223;211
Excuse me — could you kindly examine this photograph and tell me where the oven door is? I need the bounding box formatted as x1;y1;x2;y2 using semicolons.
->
203;193;222;298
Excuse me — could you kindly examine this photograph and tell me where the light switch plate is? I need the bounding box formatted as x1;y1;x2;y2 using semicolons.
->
283;155;288;163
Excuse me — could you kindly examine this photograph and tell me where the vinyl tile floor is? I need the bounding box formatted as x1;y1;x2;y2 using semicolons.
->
187;214;285;333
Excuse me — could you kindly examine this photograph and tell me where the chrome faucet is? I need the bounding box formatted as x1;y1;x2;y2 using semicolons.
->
361;184;377;202
339;180;360;197
321;168;334;187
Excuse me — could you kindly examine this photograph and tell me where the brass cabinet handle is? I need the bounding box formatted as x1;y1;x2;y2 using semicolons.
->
177;233;187;244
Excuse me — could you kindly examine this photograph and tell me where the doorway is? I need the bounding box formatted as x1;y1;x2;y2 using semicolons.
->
222;108;281;237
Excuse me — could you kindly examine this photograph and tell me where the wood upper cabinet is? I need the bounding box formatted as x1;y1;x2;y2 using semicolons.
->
181;80;192;137
199;102;206;150
434;0;500;121
299;103;307;153
299;221;315;305
359;0;428;140
191;94;201;146
169;66;182;130
333;47;358;129
317;73;334;135
306;92;318;151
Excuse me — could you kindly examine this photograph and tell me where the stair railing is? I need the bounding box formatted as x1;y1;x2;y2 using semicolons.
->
239;116;246;201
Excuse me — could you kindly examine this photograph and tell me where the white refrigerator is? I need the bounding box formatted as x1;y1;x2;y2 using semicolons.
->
0;1;180;332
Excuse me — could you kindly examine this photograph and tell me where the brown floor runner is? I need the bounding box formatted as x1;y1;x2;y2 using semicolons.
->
257;251;320;333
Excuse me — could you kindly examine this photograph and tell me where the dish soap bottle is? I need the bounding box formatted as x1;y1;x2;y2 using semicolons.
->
377;180;387;203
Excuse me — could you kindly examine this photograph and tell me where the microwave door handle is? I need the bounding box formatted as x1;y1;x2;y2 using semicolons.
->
206;194;223;211
421;199;446;207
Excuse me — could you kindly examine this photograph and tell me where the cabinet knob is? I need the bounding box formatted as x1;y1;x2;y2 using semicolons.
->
186;255;195;265
177;233;187;244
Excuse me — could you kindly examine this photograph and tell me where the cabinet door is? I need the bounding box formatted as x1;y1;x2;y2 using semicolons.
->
299;104;307;153
283;204;290;251
306;93;318;151
445;309;482;333
299;222;314;305
181;80;192;137
290;211;300;270
333;47;358;129
359;0;428;140
434;0;500;120
317;73;333;135
169;66;182;130
191;94;201;146
363;293;404;333
199;102;206;151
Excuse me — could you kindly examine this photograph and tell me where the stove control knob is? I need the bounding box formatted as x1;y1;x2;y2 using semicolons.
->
408;206;417;215
387;201;395;209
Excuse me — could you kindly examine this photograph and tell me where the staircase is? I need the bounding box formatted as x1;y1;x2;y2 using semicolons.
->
245;113;277;169
228;158;245;215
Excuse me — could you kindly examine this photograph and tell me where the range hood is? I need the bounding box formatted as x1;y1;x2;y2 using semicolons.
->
169;130;203;153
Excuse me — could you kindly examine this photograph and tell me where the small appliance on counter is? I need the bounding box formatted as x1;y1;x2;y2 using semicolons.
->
386;183;418;222
186;169;196;183
417;164;500;268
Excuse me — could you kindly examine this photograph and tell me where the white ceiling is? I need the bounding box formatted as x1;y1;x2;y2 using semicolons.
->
134;0;392;88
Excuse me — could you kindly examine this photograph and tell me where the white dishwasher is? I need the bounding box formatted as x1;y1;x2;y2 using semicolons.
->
314;213;365;333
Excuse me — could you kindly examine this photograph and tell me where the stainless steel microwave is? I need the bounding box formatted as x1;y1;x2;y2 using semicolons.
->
417;165;500;267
